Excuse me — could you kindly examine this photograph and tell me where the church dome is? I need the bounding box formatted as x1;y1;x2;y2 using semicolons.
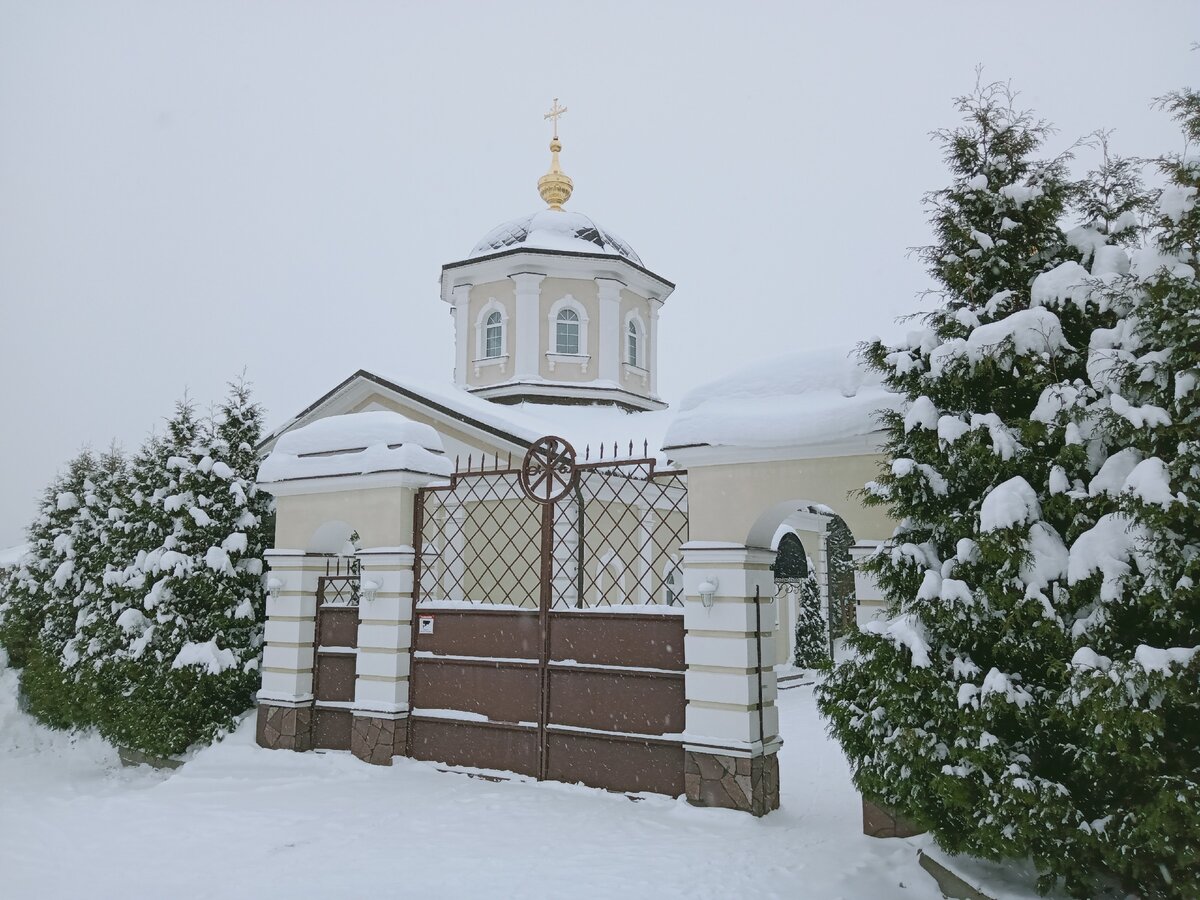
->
469;210;643;266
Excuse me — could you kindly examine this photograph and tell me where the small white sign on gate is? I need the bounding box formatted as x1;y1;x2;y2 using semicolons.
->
418;615;435;635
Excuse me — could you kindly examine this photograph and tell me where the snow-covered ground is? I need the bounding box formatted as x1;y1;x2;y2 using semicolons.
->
0;656;1039;900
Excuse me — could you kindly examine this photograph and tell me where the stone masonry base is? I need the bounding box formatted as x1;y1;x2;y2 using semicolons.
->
256;703;313;752
685;750;780;816
351;714;408;766
862;796;927;838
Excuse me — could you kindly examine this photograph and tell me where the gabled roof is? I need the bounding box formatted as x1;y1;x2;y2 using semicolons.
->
259;369;677;464
258;370;543;456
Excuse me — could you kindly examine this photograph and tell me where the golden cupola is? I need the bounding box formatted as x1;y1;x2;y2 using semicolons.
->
537;98;573;210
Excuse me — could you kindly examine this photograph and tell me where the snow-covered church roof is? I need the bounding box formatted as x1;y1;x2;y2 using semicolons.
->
469;210;643;265
259;369;678;469
258;410;453;484
662;347;901;457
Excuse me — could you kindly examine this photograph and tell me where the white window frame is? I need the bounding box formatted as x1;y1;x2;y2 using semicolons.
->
546;295;590;374
622;309;648;384
473;299;509;376
484;311;503;358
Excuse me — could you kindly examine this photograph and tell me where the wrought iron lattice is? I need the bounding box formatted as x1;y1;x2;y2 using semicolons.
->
416;469;544;607
319;556;361;607
413;448;688;610
550;462;688;609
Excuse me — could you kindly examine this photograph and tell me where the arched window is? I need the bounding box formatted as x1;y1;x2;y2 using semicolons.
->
556;308;580;355
474;300;507;369
484;311;502;358
773;532;809;582
626;319;640;367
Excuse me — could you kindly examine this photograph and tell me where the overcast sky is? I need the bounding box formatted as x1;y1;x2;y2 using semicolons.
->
0;1;1195;546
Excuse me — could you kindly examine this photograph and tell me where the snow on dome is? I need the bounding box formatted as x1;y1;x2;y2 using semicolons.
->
470;210;642;265
663;347;900;454
259;411;452;484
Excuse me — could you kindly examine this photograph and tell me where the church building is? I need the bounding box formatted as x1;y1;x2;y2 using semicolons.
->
254;101;897;816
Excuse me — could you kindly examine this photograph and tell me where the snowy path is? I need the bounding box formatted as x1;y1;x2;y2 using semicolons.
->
0;668;945;899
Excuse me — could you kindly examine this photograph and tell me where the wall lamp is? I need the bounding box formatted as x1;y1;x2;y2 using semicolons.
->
360;579;381;604
698;576;719;609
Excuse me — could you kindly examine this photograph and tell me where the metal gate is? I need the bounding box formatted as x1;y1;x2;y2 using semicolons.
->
407;437;689;795
312;558;359;750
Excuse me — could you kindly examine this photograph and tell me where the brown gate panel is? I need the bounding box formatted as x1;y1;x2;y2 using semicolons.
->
549;612;684;670
408;719;539;777
414;608;540;659
547;667;685;735
314;653;356;703
545;730;685;796
411;659;540;724
317;607;358;649
313;707;352;750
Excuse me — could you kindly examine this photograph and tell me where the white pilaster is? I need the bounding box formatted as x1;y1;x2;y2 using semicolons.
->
595;277;623;384
816;519;831;658
636;504;654;604
681;544;781;758
648;301;661;396
510;272;545;380
258;550;326;705
553;502;580;607
354;547;416;716
452;284;471;386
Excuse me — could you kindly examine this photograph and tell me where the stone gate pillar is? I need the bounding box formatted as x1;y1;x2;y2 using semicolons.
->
256;549;327;751
681;543;781;816
350;546;417;765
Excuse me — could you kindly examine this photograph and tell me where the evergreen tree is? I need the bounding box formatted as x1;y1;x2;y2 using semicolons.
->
1048;89;1200;898
825;515;857;639
775;533;829;669
792;567;828;670
100;382;272;757
816;78;1119;893
0;377;274;759
5;451;104;728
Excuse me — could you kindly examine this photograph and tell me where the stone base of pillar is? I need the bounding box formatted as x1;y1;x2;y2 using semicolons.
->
351;714;407;766
862;796;926;838
256;703;313;752
684;750;780;816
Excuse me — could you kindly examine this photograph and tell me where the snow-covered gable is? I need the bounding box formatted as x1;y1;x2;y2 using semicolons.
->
258;411;453;484
663;347;900;456
262;369;680;471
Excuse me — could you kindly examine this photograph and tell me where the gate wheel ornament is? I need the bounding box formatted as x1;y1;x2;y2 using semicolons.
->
520;436;578;503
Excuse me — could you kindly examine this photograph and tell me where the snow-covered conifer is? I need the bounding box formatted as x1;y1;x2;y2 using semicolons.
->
1048;89;1200;899
100;383;271;757
816;79;1118;893
2;451;106;728
791;568;828;669
776;533;829;668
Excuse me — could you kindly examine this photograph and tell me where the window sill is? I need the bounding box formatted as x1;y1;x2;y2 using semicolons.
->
546;352;590;374
622;362;649;385
473;355;508;377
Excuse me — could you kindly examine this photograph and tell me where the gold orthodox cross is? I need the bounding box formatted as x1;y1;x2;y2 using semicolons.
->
544;98;567;139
